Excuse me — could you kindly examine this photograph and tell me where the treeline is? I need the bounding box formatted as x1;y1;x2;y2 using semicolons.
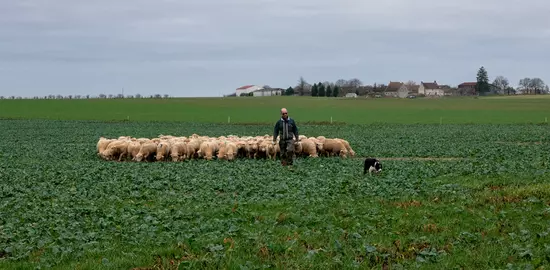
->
0;93;171;100
287;69;550;97
476;66;549;95
283;77;365;97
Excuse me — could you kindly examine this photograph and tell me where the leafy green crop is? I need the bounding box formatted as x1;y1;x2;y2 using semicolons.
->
0;119;549;269
2;95;550;124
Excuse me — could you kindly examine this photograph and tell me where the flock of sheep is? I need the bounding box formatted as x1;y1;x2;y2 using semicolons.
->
96;134;356;162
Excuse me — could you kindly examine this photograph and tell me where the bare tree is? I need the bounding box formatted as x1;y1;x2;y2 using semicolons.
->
529;78;545;94
519;77;546;94
295;76;308;96
335;79;348;87
518;78;531;94
348;78;363;88
319;81;329;87
404;80;417;88
493;76;509;94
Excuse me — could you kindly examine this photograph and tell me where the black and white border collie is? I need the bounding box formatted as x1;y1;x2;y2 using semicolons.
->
363;158;382;175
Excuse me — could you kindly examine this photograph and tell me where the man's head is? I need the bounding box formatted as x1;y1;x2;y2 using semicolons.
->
280;108;288;119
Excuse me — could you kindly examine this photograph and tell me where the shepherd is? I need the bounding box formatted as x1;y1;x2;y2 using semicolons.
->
272;108;300;166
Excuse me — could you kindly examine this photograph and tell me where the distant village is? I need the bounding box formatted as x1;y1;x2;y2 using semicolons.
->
228;78;549;99
2;75;547;100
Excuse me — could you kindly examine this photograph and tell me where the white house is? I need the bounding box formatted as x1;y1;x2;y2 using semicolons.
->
235;85;263;96
252;88;284;97
418;81;444;96
345;93;358;98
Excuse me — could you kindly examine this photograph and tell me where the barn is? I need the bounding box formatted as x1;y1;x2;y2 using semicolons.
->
235;85;263;96
252;88;284;97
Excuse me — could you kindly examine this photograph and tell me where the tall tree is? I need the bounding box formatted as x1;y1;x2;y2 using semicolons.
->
333;86;340;97
348;78;363;88
518;78;531;94
492;76;509;94
518;77;545;94
335;79;348;87
318;82;326;97
323;81;334;88
404;80;417;88
529;78;546;94
296;76;308;96
476;66;490;94
285;87;294;96
326;85;332;97
311;83;318;97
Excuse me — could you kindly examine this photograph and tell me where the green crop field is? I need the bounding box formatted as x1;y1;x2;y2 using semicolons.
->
0;96;550;269
1;95;550;124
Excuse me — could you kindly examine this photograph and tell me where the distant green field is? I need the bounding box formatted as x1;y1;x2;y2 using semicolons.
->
1;95;550;124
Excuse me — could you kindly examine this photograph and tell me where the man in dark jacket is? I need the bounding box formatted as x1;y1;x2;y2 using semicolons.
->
272;108;299;166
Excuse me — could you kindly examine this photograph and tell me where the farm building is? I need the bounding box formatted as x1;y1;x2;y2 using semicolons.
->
418;81;444;96
252;88;284;97
457;82;477;95
408;85;419;95
384;82;410;98
345;93;358;98
457;82;500;95
235;85;264;96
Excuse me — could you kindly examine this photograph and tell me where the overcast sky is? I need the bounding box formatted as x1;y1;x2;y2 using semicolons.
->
1;0;549;97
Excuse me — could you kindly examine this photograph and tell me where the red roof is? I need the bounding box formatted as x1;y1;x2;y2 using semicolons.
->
458;82;477;87
236;85;254;90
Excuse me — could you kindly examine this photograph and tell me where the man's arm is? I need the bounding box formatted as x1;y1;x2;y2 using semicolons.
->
292;119;299;140
273;120;280;142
